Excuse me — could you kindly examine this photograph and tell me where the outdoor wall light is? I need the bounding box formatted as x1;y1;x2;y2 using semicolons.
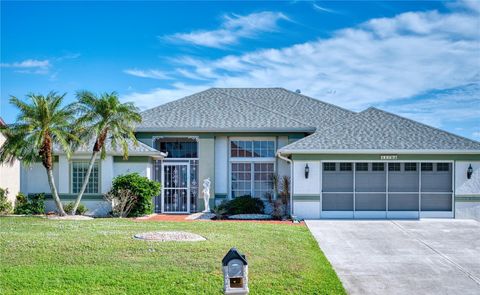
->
305;163;310;179
222;247;249;295
467;164;473;179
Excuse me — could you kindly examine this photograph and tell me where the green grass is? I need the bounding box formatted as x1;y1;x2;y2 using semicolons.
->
0;217;345;294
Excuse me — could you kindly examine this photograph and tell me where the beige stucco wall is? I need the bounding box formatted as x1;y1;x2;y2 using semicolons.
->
0;133;20;204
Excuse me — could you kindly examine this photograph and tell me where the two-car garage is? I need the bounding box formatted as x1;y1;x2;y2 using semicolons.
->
293;161;454;219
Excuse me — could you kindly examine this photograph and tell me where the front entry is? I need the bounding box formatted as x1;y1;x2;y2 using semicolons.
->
162;163;190;213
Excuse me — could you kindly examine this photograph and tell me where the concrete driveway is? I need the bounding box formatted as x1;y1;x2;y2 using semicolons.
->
306;219;480;295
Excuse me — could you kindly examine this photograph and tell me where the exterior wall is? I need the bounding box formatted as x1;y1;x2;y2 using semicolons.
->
0;133;21;204
113;162;151;179
276;136;290;179
21;163;59;194
292;161;321;219
455;161;480;220
214;136;228;196
198;137;215;211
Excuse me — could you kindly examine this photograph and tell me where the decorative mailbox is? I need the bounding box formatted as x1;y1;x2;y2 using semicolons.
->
222;247;249;295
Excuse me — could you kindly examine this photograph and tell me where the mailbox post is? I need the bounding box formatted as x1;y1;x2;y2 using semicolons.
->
222;247;249;295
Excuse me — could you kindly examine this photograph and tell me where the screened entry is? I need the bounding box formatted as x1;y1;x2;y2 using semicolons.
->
321;162;453;219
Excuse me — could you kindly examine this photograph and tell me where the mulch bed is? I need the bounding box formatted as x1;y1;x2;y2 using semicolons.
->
134;214;304;226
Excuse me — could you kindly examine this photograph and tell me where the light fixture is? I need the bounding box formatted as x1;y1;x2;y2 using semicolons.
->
467;164;473;179
305;163;310;179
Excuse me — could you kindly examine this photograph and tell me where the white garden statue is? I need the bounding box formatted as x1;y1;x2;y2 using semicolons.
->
202;178;211;212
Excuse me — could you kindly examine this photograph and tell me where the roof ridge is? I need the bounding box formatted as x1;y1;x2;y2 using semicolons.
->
366;107;480;145
214;89;314;128
278;88;357;115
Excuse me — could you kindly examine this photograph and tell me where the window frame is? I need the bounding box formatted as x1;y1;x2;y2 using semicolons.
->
436;163;450;172
70;160;100;194
421;163;433;172
228;137;276;199
323;162;336;172
388;163;401;172
404;163;418;172
230;139;276;159
372;163;385;171
355;163;369;171
230;161;275;199
340;163;352;171
155;137;199;159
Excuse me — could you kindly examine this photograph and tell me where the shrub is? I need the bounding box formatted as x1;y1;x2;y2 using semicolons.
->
110;173;161;217
63;202;88;215
0;188;13;215
218;195;264;215
14;193;45;215
104;188;138;218
211;204;228;220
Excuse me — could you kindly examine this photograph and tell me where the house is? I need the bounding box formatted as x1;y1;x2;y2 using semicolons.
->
20;88;480;219
0;117;21;205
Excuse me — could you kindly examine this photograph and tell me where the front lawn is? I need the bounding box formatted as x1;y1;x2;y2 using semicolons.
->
0;217;344;294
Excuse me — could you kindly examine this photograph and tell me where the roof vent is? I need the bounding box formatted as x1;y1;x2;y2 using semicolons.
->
295;89;301;94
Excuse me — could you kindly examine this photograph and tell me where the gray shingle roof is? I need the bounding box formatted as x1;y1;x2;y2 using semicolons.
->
280;107;480;152
54;138;164;156
138;88;352;132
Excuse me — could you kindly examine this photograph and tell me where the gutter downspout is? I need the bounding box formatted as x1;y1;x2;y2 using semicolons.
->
276;151;293;216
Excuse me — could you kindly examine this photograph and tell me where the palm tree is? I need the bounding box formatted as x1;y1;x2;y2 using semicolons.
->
70;91;141;215
0;93;78;216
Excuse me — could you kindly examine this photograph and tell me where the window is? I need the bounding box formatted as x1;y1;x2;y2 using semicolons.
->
156;138;198;158
231;140;274;158
231;163;252;198
437;163;450;172
231;162;274;198
421;163;433;171
404;163;417;171
340;163;352;171
372;163;385;171
72;161;99;194
356;163;369;171
388;163;400;171
323;163;336;171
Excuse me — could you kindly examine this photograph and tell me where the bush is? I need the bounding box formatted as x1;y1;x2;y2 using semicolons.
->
14;193;45;215
63;202;88;215
104;188;138;218
0;188;13;215
218;195;264;215
110;173;161;217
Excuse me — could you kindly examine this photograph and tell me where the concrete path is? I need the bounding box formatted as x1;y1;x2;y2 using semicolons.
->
306;219;480;295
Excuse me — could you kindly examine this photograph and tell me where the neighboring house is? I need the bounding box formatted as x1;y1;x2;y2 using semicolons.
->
20;88;480;219
0;117;21;205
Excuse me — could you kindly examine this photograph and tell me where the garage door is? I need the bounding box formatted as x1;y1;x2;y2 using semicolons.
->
321;162;453;219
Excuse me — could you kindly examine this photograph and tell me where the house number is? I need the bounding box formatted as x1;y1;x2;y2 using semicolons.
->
380;155;398;160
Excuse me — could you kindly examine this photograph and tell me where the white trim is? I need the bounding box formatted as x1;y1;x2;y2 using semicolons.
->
279;149;480;154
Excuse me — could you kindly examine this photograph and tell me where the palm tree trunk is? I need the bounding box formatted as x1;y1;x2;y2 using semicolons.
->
71;151;99;215
46;167;66;216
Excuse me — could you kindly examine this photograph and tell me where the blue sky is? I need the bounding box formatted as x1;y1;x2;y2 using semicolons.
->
1;0;479;140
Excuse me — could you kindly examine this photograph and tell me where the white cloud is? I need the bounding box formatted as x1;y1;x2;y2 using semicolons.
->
125;2;480;138
122;83;207;109
164;11;289;48
312;3;336;14
123;69;171;80
1;59;50;69
473;131;480;139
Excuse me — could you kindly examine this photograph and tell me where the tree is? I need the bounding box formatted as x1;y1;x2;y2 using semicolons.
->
70;91;141;215
0;93;77;216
